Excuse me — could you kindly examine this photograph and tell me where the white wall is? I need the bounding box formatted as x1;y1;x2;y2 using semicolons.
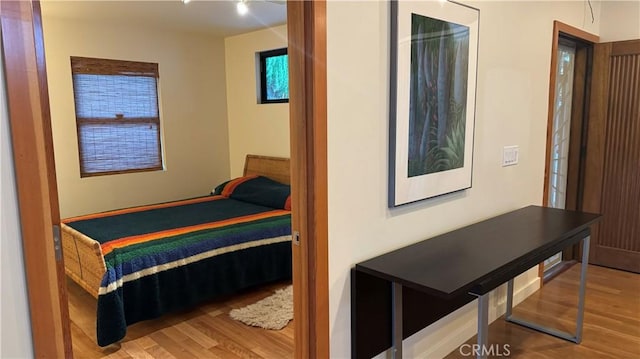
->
0;41;35;359
599;0;640;42
326;1;600;358
225;25;289;177
42;15;231;218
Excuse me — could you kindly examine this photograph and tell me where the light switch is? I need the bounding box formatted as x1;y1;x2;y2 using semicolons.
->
502;145;519;166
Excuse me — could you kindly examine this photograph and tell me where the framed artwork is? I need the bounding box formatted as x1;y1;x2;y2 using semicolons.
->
389;0;479;207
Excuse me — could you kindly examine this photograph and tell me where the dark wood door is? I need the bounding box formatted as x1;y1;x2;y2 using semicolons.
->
584;39;640;273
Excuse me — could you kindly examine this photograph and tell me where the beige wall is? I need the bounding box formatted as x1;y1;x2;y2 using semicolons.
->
600;0;640;42
224;25;289;178
326;1;600;358
42;16;230;218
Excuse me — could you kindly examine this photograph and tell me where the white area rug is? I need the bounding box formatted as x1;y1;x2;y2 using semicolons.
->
229;285;293;330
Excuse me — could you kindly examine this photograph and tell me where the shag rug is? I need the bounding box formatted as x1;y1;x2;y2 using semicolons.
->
229;285;293;330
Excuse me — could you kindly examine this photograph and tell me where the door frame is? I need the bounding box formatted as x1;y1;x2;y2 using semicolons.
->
543;21;599;207
539;21;598;281
1;0;329;357
1;1;71;357
287;1;329;358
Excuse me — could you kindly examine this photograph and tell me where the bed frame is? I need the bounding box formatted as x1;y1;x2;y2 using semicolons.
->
61;154;290;298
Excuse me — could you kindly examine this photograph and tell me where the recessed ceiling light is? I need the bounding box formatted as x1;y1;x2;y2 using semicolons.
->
182;0;191;4
237;0;249;16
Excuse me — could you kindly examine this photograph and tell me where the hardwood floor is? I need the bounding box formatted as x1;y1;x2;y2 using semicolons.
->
69;265;638;358
67;278;293;358
445;264;640;358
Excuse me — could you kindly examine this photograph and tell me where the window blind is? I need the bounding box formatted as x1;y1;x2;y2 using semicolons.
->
71;57;162;177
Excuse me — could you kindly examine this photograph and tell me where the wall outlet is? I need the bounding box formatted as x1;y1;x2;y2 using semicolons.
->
502;145;519;166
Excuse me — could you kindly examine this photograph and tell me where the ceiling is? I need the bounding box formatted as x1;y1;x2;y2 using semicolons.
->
40;0;287;37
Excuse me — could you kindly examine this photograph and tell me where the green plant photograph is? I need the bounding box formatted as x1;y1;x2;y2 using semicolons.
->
408;14;469;177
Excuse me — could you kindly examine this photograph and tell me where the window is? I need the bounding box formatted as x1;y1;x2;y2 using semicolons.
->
258;48;289;103
547;41;576;210
70;57;163;177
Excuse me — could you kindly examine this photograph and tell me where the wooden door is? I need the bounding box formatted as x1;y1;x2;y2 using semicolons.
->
1;0;72;356
583;39;640;273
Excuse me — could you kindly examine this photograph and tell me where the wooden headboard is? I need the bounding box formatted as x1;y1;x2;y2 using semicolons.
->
243;155;290;185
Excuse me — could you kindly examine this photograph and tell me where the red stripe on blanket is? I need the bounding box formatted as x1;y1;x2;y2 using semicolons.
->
101;209;289;256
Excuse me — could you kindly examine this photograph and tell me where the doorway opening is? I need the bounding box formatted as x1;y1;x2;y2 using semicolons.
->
541;21;598;282
1;1;328;357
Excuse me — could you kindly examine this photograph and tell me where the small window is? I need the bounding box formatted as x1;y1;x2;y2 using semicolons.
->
70;57;163;177
259;48;289;103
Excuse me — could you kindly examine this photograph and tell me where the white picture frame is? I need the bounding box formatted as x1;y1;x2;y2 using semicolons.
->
389;0;480;207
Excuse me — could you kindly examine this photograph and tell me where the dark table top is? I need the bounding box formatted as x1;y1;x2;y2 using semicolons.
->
356;206;601;298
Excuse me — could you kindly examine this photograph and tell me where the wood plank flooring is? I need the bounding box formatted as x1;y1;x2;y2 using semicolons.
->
69;265;638;358
446;264;640;358
67;278;293;358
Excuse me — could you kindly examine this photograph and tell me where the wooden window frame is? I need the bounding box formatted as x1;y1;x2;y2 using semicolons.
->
70;56;163;177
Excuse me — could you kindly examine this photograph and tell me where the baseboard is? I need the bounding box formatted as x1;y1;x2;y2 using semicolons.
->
543;260;577;284
377;271;541;359
495;275;541;316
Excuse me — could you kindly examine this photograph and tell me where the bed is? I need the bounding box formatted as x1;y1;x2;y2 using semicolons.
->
61;155;292;346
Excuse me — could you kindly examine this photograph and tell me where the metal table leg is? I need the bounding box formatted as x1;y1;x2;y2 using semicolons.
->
392;282;403;359
476;293;489;359
505;235;591;343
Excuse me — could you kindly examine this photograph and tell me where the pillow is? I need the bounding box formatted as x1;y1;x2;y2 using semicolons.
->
211;180;231;196
213;175;291;210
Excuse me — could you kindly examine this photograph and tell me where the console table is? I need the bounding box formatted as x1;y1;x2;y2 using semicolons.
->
352;206;601;359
